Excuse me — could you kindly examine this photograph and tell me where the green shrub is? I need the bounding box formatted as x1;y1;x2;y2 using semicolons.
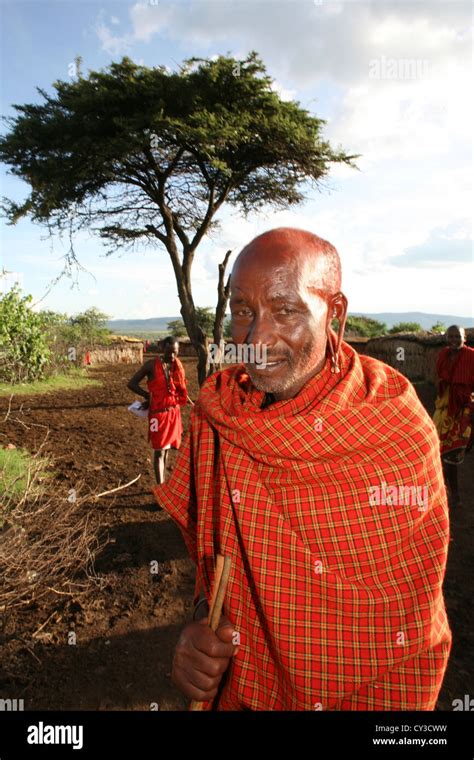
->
344;316;387;338
0;285;51;383
388;322;423;334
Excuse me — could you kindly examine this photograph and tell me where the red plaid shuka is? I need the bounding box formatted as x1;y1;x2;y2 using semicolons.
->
436;345;474;418
153;341;451;711
147;357;187;450
433;346;474;461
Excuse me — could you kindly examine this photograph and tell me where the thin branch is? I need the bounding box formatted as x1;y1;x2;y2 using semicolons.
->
145;224;168;246
163;147;186;181
93;474;141;500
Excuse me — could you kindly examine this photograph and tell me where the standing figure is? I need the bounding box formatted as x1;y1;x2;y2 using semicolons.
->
155;228;452;711
127;336;191;484
433;325;474;508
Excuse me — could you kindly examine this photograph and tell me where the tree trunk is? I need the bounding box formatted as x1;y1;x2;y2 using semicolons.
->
164;234;232;387
179;297;208;386
196;339;210;387
206;249;232;380
213;249;232;346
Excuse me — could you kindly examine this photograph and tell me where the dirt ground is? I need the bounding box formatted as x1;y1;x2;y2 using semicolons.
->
0;357;472;711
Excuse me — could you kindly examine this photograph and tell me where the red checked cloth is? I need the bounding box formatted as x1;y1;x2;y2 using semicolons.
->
153;340;451;710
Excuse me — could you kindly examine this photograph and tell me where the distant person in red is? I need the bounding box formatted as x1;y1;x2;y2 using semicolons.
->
433;325;474;507
127;337;192;483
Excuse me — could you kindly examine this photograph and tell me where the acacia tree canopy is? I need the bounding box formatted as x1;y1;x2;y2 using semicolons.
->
0;52;358;383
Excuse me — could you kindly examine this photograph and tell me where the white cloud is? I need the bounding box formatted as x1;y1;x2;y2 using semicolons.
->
123;1;470;85
270;80;297;102
327;59;472;163
130;2;174;44
95;12;132;56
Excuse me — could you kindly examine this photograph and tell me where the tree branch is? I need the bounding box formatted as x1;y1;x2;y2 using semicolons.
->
144;224;168;246
171;211;191;251
213;249;232;346
189;183;215;253
163;147;185;181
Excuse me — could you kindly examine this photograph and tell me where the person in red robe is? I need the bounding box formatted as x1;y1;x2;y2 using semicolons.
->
433;325;474;507
153;228;451;711
127;336;191;483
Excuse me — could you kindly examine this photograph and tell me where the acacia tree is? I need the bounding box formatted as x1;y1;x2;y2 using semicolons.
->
0;52;357;384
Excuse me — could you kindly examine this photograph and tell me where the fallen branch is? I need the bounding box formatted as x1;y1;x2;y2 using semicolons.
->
1;393;14;423
32;609;59;639
93;474;141;499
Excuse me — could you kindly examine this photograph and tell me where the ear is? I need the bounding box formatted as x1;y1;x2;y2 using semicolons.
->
326;291;348;334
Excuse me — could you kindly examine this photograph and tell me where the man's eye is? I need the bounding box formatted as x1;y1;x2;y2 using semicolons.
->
278;308;295;315
234;309;252;317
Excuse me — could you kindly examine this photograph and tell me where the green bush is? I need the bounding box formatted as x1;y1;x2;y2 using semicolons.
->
388;322;422;334
344;316;387;338
0;285;51;383
40;306;112;374
0;285;113;384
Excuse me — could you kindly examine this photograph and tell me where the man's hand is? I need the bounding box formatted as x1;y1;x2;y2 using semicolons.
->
171;615;240;702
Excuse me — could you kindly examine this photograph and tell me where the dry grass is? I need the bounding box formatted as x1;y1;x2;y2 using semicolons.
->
0;437;107;621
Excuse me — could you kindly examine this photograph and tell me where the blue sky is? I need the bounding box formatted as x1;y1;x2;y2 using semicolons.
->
1;0;472;320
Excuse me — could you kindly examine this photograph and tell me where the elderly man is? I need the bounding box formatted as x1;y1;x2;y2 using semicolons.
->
433;325;474;508
154;228;451;711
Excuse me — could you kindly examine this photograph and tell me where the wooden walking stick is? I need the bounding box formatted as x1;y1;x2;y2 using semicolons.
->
190;553;232;711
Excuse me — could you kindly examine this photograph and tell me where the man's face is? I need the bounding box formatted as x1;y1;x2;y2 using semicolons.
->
446;327;465;351
164;341;179;361
229;245;331;401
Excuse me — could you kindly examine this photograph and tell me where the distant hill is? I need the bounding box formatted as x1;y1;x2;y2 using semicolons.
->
108;311;472;336
349;312;473;330
108;317;177;333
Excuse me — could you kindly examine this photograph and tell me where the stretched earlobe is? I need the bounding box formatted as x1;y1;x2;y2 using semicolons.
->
327;328;341;374
327;292;348;374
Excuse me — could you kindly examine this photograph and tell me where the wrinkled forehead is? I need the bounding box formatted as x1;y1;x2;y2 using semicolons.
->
231;244;329;299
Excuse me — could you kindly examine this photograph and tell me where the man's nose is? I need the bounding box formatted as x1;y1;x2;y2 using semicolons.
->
246;312;276;348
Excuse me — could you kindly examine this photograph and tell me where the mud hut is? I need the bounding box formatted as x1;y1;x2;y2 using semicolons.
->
347;329;474;385
87;335;143;365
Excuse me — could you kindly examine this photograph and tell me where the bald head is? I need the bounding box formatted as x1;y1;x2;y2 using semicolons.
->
229;227;348;400
234;227;342;299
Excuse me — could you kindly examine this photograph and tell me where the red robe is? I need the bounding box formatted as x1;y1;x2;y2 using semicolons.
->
436;345;474;418
147;357;187;450
154;341;451;711
434;345;474;458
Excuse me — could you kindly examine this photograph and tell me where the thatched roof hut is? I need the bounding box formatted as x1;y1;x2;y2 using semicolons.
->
347;328;474;384
87;335;143;365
